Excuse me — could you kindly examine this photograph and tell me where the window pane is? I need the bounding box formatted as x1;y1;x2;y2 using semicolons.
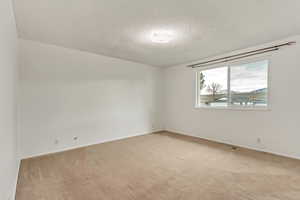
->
230;60;268;107
198;67;228;107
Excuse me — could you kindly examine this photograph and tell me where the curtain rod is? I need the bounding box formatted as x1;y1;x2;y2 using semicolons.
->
187;41;296;68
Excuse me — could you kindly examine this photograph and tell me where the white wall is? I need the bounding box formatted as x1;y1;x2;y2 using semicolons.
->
18;34;300;162
0;0;19;199
164;35;300;159
19;39;163;158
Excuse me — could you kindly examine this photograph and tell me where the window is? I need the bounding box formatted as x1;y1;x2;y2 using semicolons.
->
196;60;269;109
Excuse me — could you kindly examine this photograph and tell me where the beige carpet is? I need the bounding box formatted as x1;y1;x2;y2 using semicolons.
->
16;132;300;200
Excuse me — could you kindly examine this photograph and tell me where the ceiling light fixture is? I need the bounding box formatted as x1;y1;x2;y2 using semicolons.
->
151;30;175;44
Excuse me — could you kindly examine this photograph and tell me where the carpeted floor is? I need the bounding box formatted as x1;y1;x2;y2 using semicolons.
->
16;131;300;200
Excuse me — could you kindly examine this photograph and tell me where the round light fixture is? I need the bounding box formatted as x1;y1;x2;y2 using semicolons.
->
151;30;175;44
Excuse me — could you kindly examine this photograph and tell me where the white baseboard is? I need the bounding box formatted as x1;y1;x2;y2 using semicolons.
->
166;128;300;161
21;128;300;161
8;159;20;200
22;129;163;159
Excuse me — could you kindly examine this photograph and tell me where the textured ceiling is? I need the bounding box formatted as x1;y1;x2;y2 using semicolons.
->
14;0;300;67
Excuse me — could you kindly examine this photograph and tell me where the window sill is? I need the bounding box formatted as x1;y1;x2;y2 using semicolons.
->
194;106;271;111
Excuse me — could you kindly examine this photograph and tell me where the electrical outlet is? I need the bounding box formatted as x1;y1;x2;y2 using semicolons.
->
257;138;261;144
256;137;266;149
73;136;78;141
54;139;59;145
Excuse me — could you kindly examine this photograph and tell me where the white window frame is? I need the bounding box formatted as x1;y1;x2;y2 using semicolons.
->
195;56;271;111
